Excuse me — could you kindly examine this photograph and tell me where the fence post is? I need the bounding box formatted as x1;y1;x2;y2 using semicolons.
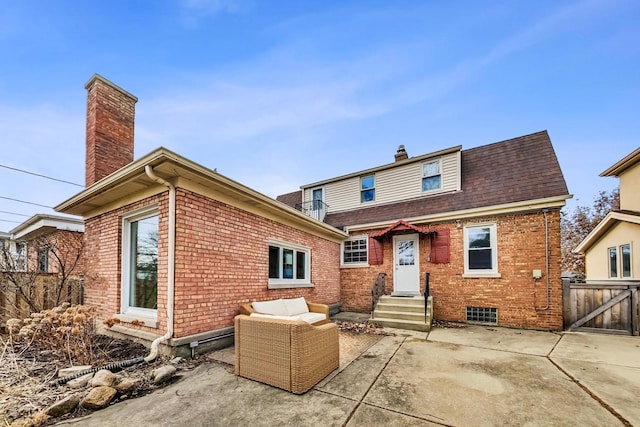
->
632;285;639;336
562;278;571;330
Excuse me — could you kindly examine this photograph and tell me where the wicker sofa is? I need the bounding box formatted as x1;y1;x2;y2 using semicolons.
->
234;314;339;394
238;297;329;326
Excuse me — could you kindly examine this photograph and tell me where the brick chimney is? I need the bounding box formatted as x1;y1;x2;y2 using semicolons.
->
395;145;408;162
84;74;138;186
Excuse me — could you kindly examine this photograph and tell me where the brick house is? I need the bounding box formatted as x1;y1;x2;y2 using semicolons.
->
55;74;572;356
0;214;84;324
56;75;346;356
278;132;571;330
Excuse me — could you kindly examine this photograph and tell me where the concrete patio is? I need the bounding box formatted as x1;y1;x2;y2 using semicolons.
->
57;320;640;426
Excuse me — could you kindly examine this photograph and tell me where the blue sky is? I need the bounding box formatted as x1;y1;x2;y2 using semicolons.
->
1;0;638;230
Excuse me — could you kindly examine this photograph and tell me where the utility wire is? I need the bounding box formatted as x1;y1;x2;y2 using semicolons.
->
0;163;83;187
0;196;53;209
0;219;21;224
0;210;30;217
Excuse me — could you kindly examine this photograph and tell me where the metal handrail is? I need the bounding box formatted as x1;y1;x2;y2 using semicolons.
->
371;272;386;312
424;272;430;323
294;200;328;222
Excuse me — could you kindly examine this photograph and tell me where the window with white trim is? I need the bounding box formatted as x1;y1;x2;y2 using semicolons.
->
361;175;375;203
268;240;311;288
121;206;159;319
422;159;441;192
15;242;27;272
621;244;631;278
342;236;368;265
464;224;499;277
608;247;618;278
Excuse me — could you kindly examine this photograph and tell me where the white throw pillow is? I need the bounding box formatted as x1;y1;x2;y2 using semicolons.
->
283;297;309;316
252;299;288;316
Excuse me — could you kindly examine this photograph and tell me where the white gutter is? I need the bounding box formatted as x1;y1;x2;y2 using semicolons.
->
143;165;176;362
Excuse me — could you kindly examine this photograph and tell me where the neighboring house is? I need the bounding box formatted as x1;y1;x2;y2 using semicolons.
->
279;131;572;330
574;148;640;280
56;75;347;356
0;214;85;324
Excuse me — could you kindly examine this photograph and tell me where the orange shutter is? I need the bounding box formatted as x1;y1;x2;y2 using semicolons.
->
368;236;384;265
430;228;450;263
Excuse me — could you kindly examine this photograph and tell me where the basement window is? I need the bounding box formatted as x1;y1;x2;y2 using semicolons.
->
466;307;497;325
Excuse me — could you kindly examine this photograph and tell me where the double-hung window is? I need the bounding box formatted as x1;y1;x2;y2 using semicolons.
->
464;224;499;277
608;244;632;278
422;160;441;192
15;242;27;272
342;236;368;266
608;247;618;278
37;247;49;273
268;240;311;288
361;175;375;203
621;244;631;278
121;206;159;324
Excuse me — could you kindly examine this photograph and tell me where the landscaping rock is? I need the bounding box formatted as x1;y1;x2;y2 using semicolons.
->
90;369;119;387
170;356;184;365
81;386;117;410
45;394;80;417
58;365;92;378
115;377;139;394
67;373;94;389
152;365;177;384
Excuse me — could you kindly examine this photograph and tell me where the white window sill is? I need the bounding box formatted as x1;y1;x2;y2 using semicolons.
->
341;263;370;269
462;272;502;279
115;313;158;328
268;281;314;289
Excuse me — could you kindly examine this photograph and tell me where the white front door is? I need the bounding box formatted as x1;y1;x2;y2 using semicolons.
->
393;234;420;294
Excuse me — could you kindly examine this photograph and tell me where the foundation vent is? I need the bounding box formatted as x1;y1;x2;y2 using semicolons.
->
466;307;497;325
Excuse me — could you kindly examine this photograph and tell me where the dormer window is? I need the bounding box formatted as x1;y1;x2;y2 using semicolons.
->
361;175;375;203
422;160;441;192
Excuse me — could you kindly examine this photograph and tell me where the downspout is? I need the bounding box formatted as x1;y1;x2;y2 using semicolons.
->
144;165;176;362
535;209;550;311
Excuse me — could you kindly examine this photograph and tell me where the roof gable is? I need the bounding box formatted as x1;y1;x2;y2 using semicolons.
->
600;147;640;177
573;211;640;254
325;131;571;229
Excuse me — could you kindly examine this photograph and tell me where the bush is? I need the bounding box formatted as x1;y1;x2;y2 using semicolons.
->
11;303;98;365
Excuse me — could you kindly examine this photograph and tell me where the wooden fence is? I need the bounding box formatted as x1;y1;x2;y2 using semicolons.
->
562;278;639;336
0;274;83;327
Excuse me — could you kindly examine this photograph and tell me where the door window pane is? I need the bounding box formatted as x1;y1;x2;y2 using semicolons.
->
398;240;415;266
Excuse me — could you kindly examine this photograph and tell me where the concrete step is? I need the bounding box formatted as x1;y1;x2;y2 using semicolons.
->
370;317;431;332
375;302;424;313
378;295;425;306
373;310;428;322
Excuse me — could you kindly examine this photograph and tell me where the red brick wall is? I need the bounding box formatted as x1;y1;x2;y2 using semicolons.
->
83;193;168;335
173;189;341;337
82;189;340;338
341;210;564;330
85;76;136;186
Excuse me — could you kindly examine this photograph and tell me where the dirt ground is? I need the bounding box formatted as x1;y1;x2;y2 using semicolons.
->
1;321;390;427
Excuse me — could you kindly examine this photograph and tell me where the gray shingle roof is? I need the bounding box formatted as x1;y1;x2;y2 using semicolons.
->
323;130;570;228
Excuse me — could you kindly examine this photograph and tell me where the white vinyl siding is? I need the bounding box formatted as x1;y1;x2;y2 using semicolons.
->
306;151;460;214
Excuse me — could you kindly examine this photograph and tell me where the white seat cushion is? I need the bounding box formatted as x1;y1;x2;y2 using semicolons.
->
249;313;300;321
252;299;288;316
297;312;326;324
283;297;309;316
